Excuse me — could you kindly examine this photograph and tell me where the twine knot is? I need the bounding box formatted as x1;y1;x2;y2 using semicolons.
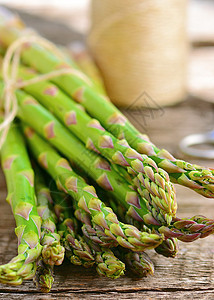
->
0;33;92;148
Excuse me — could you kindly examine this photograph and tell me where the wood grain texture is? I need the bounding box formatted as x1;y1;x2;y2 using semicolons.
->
0;7;214;300
0;101;214;300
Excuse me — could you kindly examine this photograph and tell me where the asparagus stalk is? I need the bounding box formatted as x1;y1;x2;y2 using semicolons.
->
0;123;42;285
0;82;171;227
63;45;214;199
34;166;65;266
0;21;213;198
114;248;154;277
34;259;54;293
85;239;125;279
131;212;214;242
100;191;179;258
35;147;124;277
72;190;140;249
1;58;132;186
71;200;126;278
128;220;179;257
51;187;125;278
2;61;177;222
74;194;178;258
164;215;214;241
99;188;214;259
50;186;95;268
95;249;125;279
67;45;214;197
155;238;178;258
74;206;118;248
22;123;163;252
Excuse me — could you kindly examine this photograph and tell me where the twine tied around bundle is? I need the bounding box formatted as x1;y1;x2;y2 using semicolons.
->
0;33;92;149
89;0;188;108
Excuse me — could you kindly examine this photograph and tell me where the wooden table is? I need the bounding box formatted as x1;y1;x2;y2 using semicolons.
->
0;8;214;300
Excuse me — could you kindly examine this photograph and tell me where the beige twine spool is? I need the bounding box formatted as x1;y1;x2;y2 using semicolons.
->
89;0;188;108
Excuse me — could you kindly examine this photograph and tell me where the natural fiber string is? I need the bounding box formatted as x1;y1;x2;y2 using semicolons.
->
0;33;93;148
89;1;155;47
89;0;188;108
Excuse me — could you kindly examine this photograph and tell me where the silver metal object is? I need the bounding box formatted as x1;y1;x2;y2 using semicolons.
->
180;130;214;159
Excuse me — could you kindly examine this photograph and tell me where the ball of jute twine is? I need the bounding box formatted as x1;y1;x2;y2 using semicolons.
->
89;0;188;108
0;30;92;149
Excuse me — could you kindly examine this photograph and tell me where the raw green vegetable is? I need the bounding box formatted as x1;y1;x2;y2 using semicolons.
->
52;187;125;278
22;123;163;252
0;81;172;226
0;123;42;285
34;259;54;293
114;248;154;277
1;61;177;221
0;23;213;197
87;240;125;279
51;186;95;268
35;166;65;266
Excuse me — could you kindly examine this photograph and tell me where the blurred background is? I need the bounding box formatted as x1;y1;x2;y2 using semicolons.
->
0;0;213;159
1;0;214;106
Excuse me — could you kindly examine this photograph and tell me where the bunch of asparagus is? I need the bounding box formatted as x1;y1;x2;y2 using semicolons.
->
0;10;214;293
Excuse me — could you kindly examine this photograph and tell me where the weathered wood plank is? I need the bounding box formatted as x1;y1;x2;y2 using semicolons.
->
1;290;214;300
0;123;214;296
0;6;214;299
122;97;214;161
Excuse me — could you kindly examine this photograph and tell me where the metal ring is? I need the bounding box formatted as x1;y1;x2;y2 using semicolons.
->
179;133;214;159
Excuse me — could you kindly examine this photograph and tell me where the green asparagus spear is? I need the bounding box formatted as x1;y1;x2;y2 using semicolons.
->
50;186;95;268
51;187;125;277
74;204;118;248
0;81;170;226
0;22;213;197
0;123;42;285
22;123;163;252
162;215;214;241
71;200;126;278
95;249;125;279
82;238;125;279
35;166;65;266
155;238;178;258
84;238;125;279
74;192;177;259
114;248;154;277
34;259;54;293
64;44;214;198
62;43;188;203
99;191;179;258
1;61;176;222
98;187;213;259
129;210;214;243
71;183;126;249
